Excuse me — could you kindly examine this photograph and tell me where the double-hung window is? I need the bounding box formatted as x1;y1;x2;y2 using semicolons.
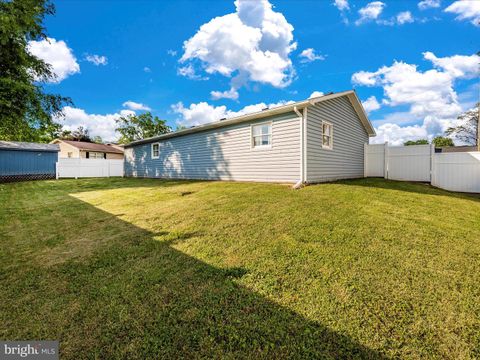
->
322;121;333;149
251;122;272;148
151;143;160;159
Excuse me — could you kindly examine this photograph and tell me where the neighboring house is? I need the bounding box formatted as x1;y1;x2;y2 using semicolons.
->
124;90;375;185
51;140;124;159
0;141;59;183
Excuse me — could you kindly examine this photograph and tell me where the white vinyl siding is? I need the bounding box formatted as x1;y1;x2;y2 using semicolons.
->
306;97;368;183
125;112;301;183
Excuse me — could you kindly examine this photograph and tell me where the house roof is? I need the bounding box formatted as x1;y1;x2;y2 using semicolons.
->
0;141;59;152
126;90;376;147
54;140;124;154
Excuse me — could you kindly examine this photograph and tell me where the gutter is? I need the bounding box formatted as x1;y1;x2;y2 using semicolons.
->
293;105;305;189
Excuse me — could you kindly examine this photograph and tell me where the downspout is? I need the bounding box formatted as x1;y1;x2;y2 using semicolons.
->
293;106;304;189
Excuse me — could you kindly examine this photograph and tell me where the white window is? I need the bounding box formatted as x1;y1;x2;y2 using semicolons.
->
251;122;272;148
151;143;160;159
322;121;333;149
89;152;105;159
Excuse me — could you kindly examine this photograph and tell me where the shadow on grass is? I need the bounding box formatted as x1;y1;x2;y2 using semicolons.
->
331;177;480;202
0;186;387;359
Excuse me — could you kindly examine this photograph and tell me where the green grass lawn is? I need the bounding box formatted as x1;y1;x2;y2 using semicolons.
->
0;178;479;359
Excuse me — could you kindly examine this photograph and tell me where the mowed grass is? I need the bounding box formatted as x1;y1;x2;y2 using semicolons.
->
0;178;479;359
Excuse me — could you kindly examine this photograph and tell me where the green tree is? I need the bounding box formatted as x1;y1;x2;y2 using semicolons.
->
92;135;103;144
432;136;454;147
445;103;479;146
115;112;171;144
404;139;429;146
71;126;90;142
0;0;72;142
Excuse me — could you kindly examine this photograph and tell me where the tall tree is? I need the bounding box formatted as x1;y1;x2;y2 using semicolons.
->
115;112;171;144
71;126;90;142
445;103;479;147
0;0;71;142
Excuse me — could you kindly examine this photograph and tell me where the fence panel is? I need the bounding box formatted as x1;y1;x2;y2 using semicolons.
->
386;145;431;182
365;144;385;177
57;158;124;178
433;152;480;193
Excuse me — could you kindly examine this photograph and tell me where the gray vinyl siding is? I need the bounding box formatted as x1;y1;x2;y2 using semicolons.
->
124;112;301;183
306;97;368;183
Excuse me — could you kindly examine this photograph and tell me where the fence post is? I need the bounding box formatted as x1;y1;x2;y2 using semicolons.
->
384;142;389;179
55;162;59;179
107;160;110;178
75;158;79;179
430;143;435;186
364;143;367;178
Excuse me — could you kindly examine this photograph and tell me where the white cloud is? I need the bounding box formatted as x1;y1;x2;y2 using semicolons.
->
362;96;381;113
309;91;324;98
445;1;480;26
177;64;208;80
27;37;80;83
371;116;457;145
143;67;151;73
122;101;151;111
167;49;177;56
353;52;479;145
56;106;134;142
211;87;239;100
423;51;480;78
299;48;325;63
396;11;414;25
85;54;108;66
418;0;441;10
355;1;386;25
333;0;349;11
172;99;294;127
179;0;296;97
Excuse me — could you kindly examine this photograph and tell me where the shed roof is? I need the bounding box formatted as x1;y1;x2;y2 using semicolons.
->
54;140;124;154
0;141;59;152
125;90;376;147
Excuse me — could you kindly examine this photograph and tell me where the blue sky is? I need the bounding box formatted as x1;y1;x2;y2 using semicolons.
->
31;0;479;144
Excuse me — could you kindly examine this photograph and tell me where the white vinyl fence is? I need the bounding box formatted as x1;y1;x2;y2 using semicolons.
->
56;158;124;179
432;152;480;193
365;143;480;193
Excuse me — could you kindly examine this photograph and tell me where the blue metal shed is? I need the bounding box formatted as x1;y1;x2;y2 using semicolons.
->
0;141;59;183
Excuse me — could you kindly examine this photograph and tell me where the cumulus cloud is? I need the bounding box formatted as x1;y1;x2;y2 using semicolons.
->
55;107;134;142
85;54;108;66
143;67;151;73
27;37;80;83
333;0;349;11
299;48;325;63
362;96;381;113
122;101;151;111
309;91;324;98
211;88;239;100
396;11;414;25
179;0;296;98
177;64;208;80
418;0;441;10
172;99;294;127
353;52;479;144
445;1;480;26
355;1;385;25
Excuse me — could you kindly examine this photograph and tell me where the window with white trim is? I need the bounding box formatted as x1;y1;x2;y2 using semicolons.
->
251;122;272;148
90;152;105;159
322;121;333;149
151;143;159;159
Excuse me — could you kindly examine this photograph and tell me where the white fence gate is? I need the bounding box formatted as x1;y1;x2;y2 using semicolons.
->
365;143;480;193
56;158;124;178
